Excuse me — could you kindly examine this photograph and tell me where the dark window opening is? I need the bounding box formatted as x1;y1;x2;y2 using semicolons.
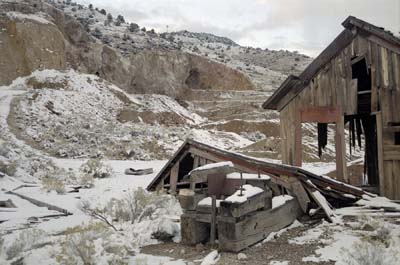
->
178;154;194;180
351;57;372;114
395;132;400;145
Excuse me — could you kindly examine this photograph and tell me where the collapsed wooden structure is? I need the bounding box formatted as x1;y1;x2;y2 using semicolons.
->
178;163;301;252
147;139;369;251
263;16;400;200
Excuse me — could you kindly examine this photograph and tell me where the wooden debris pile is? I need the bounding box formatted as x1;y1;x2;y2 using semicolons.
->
147;139;378;251
179;162;301;252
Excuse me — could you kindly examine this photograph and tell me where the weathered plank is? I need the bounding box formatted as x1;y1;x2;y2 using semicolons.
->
210;195;217;244
384;161;394;199
289;177;310;213
181;214;209;245
335;115;348;182
383;145;400;160
300;106;341;123
220;191;269;218
294;107;302;167
169;162;179;194
376;112;385;196
218;198;301;252
178;192;207;211
393;161;400;200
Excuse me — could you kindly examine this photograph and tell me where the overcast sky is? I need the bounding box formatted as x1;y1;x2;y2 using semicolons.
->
78;0;400;56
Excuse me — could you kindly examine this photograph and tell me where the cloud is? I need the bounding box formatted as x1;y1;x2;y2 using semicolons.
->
77;0;400;56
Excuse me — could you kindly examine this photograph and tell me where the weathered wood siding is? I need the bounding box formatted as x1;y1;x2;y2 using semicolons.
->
279;33;400;199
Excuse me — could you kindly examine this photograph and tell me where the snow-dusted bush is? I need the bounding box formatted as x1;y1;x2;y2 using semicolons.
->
6;229;44;260
41;177;66;194
56;222;127;265
110;188;174;224
342;217;400;265
341;240;399;265
80;158;113;179
0;160;17;176
79;188;182;245
78;173;95;188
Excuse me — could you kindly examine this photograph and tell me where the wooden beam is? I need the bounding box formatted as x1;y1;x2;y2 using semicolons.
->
384;126;400;132
289;177;310;213
210;195;217;244
294;109;302;167
383;145;400;160
193;155;200;168
301;107;341;123
169;162;179;195
376;112;385;196
188;147;292;189
368;34;400;55
335;115;348;182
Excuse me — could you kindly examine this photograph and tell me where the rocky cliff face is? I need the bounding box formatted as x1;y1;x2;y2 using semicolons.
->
0;0;255;99
0;1;66;85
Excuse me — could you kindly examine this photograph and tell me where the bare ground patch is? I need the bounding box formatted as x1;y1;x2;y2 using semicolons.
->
141;221;335;265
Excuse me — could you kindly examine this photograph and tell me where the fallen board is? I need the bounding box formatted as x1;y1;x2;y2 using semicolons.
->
218;198;301;252
220;191;271;218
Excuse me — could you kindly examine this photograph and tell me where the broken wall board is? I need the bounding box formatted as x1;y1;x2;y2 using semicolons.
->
218;198;301;252
181;214;209;245
220;191;270;218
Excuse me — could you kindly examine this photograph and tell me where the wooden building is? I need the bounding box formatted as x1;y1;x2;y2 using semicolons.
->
262;16;400;199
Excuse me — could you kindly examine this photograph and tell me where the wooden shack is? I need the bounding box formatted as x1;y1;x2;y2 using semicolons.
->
262;16;400;199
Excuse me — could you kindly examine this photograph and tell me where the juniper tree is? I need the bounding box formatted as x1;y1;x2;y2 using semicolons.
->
129;23;139;32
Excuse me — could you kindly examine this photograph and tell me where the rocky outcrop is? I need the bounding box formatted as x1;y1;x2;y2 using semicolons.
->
0;1;66;85
0;0;255;99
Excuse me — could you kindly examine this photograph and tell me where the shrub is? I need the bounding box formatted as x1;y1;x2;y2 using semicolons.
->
342;217;400;265
6;229;44;260
56;230;97;265
78;173;95;188
341;240;399;265
80;158;113;179
92;28;102;39
129;23;139;32
0;160;17;176
116;15;125;24
56;222;127;264
107;13;113;23
42;177;66;194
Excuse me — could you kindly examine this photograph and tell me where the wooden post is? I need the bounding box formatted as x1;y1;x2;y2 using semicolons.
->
170;162;179;195
376;112;385;196
210;195;217;244
335;115;348;182
193;155;200;169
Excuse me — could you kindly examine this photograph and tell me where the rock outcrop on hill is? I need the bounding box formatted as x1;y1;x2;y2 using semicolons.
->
0;0;255;99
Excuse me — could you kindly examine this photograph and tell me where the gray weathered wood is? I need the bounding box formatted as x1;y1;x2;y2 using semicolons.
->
210;195;217;244
218;198;301;252
181;214;209;245
220;191;269;218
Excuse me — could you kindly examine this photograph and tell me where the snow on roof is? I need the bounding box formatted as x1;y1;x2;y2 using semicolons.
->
272;195;293;208
226;172;270;180
224;184;263;203
189;161;234;174
198;197;222;208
